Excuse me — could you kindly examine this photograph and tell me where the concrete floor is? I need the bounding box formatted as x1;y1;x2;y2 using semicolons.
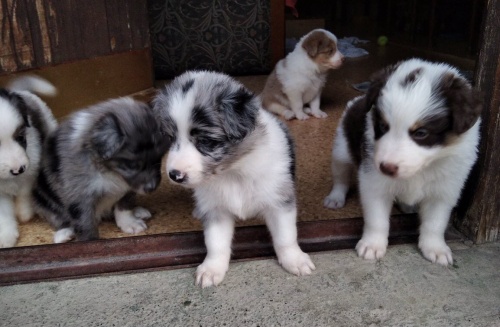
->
1;241;499;327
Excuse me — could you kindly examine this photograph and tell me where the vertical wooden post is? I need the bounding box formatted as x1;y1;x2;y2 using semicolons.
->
454;0;500;243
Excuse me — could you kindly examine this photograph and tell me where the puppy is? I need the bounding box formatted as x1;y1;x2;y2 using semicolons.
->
153;71;315;287
260;28;344;120
0;76;57;247
324;58;482;265
33;97;169;243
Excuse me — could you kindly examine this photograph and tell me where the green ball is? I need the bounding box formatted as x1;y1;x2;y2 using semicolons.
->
377;35;388;46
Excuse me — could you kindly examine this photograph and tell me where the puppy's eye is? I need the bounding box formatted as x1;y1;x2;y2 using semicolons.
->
411;128;429;140
16;129;26;144
378;120;389;134
197;137;215;147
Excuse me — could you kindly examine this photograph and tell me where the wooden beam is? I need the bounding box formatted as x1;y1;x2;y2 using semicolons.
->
454;0;500;243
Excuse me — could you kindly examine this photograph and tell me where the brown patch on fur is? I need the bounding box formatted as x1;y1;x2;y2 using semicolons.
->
343;96;370;166
302;30;336;59
401;68;423;87
435;73;483;134
260;67;287;108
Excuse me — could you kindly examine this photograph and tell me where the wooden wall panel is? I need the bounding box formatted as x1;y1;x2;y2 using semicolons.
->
0;0;151;74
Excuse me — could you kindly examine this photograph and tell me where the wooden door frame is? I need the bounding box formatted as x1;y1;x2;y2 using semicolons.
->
453;0;500;243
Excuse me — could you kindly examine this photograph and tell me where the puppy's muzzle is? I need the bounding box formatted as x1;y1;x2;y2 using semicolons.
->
169;169;186;184
10;165;26;176
379;162;398;177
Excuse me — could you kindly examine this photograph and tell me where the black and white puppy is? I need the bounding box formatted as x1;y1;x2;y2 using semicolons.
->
0;76;57;247
153;71;315;287
324;58;482;265
33;97;169;243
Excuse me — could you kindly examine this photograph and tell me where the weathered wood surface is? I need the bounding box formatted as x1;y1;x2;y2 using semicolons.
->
0;0;150;74
454;0;500;243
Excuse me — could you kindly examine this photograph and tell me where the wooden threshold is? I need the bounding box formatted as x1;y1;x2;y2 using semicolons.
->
0;214;463;286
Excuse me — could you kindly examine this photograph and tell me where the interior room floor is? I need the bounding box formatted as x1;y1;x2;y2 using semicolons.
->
16;42;475;247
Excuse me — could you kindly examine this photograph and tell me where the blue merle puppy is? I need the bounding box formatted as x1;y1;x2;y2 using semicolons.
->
33;97;170;243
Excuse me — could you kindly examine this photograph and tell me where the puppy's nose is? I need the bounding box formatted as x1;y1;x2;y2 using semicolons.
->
10;165;26;176
169;169;186;183
380;162;398;177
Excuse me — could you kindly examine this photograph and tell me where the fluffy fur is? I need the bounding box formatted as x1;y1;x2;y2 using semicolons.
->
33;97;169;243
153;71;315;287
0;76;57;247
260;29;344;120
324;58;482;265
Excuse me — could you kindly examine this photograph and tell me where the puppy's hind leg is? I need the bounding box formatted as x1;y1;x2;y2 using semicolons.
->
196;212;235;288
0;195;19;247
264;206;315;276
324;130;353;209
324;156;353;209
266;102;295;120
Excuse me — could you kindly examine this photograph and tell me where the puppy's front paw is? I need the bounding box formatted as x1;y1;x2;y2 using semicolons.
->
305;108;328;119
0;226;19;248
283;110;295;120
295;112;310;121
276;246;316;276
115;211;147;234
15;199;34;223
195;259;229;288
323;189;346;209
54;228;75;243
419;238;453;265
356;235;388;260
132;207;152;220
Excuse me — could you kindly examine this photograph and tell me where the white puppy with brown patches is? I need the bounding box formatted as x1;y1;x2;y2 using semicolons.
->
260;29;344;120
324;59;482;266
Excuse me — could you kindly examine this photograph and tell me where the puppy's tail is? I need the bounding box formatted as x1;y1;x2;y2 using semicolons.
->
7;75;57;96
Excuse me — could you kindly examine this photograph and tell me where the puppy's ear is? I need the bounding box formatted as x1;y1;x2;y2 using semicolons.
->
91;113;124;160
366;64;398;111
217;87;258;142
438;73;483;134
1;90;31;127
302;31;326;57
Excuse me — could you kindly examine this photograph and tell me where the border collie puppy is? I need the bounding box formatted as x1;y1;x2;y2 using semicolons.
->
324;59;482;265
33;97;169;243
0;76;57;247
153;71;315;287
260;29;344;120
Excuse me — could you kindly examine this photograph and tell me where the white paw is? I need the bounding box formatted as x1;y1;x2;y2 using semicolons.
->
195;259;229;288
295;111;310;121
115;211;147;234
419;238;453;265
305;108;328;119
54;228;75;243
16;199;34;223
356;234;388;260
0;226;19;248
132;207;152;220
323;189;346;209
283;110;295;120
276;246;316;276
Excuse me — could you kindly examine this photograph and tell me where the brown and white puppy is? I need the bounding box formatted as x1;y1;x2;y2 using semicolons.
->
260;29;344;120
324;58;482;266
